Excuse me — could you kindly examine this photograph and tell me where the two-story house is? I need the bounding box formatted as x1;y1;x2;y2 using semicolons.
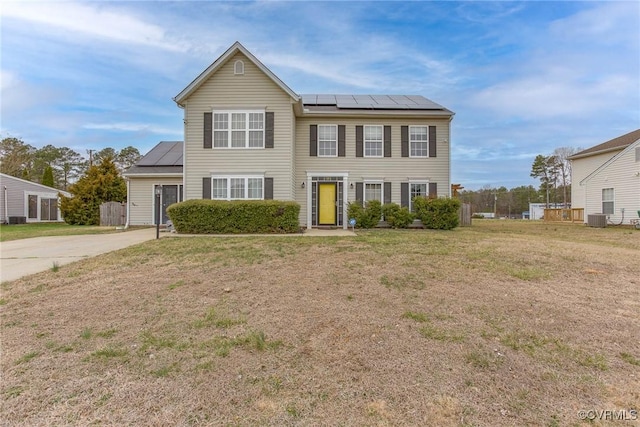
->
124;42;454;229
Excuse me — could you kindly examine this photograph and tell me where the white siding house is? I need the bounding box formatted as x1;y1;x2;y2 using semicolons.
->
0;173;70;223
569;129;640;225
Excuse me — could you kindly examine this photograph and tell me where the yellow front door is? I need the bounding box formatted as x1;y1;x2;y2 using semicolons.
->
318;183;336;225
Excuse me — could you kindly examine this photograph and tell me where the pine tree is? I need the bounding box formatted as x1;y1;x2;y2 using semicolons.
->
60;156;126;225
42;165;55;187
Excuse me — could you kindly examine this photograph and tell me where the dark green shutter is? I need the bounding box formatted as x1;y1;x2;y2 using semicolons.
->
202;178;211;199
265;112;274;148
401;183;409;207
429;182;437;199
264;178;274;200
355;182;363;205
429;126;436;157
355;126;363;157
401;126;409;157
204;113;212;149
384;182;391;204
384;126;391;157
310;125;317;156
338;125;346;157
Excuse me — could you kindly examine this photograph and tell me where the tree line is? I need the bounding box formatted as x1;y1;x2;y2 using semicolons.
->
0;137;141;190
459;146;580;217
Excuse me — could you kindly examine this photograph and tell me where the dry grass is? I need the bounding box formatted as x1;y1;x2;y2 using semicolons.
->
1;221;639;426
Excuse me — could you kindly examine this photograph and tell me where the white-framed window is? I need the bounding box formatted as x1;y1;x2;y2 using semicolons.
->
234;60;244;75
318;124;337;157
213;111;264;148
211;176;264;200
364;182;383;204
364;125;383;157
409;126;428;157
602;188;614;215
410;182;428;212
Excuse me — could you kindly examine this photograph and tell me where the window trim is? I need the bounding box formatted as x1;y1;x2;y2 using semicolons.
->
317;124;338;157
210;175;265;200
602;187;614;215
363;180;384;205
212;110;265;149
409;181;429;212
364;125;384;158
409;125;429;158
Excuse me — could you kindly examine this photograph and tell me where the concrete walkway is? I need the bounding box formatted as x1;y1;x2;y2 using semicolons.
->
0;228;157;282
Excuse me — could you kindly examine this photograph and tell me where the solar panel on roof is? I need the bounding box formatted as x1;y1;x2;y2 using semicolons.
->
301;94;318;105
316;95;337;105
137;142;183;166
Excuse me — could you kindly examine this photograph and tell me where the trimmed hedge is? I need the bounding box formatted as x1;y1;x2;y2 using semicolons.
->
382;203;414;228
413;197;461;230
166;200;300;234
347;200;382;229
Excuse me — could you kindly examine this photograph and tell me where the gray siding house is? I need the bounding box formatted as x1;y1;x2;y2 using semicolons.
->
0;173;70;223
126;42;454;229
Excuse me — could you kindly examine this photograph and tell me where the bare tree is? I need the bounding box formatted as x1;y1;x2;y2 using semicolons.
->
553;147;580;207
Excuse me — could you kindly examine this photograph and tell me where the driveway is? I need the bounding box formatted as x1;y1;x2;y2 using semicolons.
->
0;228;158;282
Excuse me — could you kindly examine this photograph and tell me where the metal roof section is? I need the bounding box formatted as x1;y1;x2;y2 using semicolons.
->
174;41;300;105
136;141;183;166
300;94;451;112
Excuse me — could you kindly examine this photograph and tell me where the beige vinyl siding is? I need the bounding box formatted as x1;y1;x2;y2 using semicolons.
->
181;52;295;201
294;117;451;225
571;150;623;211
128;177;183;226
582;142;640;225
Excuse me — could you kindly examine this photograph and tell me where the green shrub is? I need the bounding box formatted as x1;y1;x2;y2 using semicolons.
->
382;203;414;228
166;200;300;234
347;199;382;228
413;197;460;230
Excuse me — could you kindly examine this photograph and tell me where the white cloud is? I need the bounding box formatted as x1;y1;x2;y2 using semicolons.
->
0;1;189;52
83;122;181;135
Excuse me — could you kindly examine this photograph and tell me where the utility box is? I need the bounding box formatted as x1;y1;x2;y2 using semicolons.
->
587;214;607;228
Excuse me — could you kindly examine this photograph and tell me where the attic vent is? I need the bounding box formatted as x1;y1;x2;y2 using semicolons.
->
635;147;640;162
234;60;244;75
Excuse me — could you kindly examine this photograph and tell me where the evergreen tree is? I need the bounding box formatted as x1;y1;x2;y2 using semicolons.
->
42;165;55;187
60;156;126;225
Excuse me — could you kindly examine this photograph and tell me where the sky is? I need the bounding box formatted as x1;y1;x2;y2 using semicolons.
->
1;1;638;190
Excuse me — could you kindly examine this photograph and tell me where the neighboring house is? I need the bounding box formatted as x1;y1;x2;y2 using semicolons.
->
127;42;454;229
122;141;183;226
569;129;640;225
0;173;70;223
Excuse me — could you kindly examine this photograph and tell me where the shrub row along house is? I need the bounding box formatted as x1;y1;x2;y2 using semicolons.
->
125;43;453;228
124;42;454;229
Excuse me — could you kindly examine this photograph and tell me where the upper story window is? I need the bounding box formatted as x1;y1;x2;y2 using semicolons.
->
213;111;264;148
409;126;428;157
318;125;337;157
234;60;244;75
364;125;383;157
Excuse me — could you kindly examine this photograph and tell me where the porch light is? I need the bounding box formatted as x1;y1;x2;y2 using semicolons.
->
301;181;305;189
350;183;354;189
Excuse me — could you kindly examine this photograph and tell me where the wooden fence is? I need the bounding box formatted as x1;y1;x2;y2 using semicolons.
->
543;208;584;223
100;201;126;226
459;203;472;226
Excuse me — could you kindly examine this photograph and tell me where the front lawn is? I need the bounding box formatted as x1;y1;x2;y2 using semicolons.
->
1;221;638;425
0;223;126;242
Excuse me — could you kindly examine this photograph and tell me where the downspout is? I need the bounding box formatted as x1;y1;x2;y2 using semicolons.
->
124;177;130;229
3;186;8;224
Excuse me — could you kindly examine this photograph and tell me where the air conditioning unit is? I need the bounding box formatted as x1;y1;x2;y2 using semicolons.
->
587;214;607;228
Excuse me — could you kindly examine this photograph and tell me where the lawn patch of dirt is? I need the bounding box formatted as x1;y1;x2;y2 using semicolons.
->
1;221;639;426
